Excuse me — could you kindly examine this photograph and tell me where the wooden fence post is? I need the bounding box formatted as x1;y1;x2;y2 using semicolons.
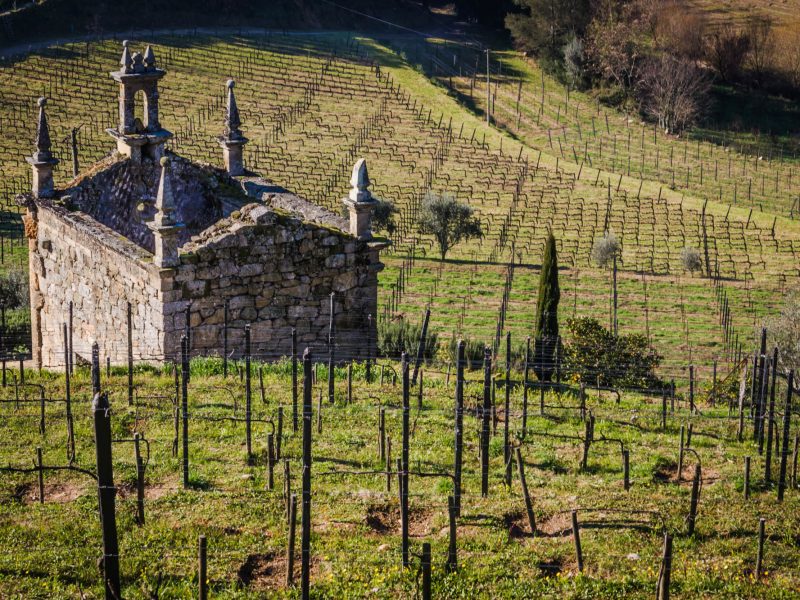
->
134;433;145;525
623;449;630;491
412;307;430;386
504;332;512;487
182;335;190;488
198;535;208;600
778;371;794;502
127;301;133;406
744;456;751;500
63;323;74;461
481;347;491;497
421;542;431;600
327;294;335;405
292;328;298;431
245;324;252;464
755;517;766;578
572;510;583;573
36;447;44;503
267;433;275;490
454;340;465;516
515;448;536;534
401;353;410;567
522;337;530;437
656;533;673;600
223;299;229;378
447;495;457;572
677;425;685;482
93;392;121;600
301;348;312;600
287;493;297;586
687;464;701;536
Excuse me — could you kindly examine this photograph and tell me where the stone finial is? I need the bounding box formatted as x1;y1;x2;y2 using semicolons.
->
343;158;375;240
218;79;248;176
143;45;156;70
349;158;371;202
149;156;184;268
26;97;59;198
33;97;53;162
223;79;243;140
153;156;176;227
120;40;132;74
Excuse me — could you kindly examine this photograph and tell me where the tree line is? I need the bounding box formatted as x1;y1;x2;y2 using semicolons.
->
504;0;800;134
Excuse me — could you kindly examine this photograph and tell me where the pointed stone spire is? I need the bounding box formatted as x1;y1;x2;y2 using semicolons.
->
120;40;132;74
149;156;184;268
349;158;371;202
218;79;248;176
153;156;176;227
33;97;52;162
26;97;59;198
343;158;376;240
143;45;156;71
223;79;243;140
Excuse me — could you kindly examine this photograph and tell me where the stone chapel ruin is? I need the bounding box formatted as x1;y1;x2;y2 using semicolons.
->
21;41;386;368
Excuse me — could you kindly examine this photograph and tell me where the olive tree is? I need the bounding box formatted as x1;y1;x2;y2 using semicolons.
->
418;192;483;261
592;232;621;335
681;246;703;275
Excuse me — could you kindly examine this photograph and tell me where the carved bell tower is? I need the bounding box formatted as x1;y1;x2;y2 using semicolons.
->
106;41;172;163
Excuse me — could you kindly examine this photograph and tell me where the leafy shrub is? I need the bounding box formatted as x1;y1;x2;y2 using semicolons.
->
446;335;487;370
377;316;438;361
591;232;620;267
681;246;703;274
562;317;663;389
0;269;28;310
372;198;398;235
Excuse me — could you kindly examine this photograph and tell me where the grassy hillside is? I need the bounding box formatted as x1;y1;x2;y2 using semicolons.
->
2;32;796;381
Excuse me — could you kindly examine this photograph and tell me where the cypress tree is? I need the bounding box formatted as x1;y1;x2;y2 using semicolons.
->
534;233;560;382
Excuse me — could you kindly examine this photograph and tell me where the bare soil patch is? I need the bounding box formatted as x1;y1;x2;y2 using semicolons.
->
364;503;433;536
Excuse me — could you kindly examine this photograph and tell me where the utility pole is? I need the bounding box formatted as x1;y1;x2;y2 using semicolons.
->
486;49;491;124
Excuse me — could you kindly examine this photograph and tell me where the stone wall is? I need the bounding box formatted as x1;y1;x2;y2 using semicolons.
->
167;203;383;360
27;202;167;367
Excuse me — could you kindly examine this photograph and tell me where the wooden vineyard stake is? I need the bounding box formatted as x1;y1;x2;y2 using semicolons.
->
777;371;794;502
572;510;583;573
454;340;465;515
656;533;673;600
287;494;297;586
515;448;536;535
687;464;701;536
245;325;252;464
401;353;410;567
481;347;491;497
93;391;121;600
744;456;751;500
199;535;208;600
447;495;457;572
301;348;312;600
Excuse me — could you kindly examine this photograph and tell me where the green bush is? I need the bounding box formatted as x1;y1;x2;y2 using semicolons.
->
377;317;438;360
562;317;663;390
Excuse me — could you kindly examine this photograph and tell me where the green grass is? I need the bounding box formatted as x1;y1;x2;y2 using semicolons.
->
0;360;798;597
0;32;797;405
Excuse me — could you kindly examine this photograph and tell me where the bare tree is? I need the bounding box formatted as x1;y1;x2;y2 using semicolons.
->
705;25;750;83
637;54;711;134
746;16;775;87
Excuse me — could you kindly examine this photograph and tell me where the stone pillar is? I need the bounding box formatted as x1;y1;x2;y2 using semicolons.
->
149;157;184;268
218;79;248;176
342;158;376;240
26;97;59;198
